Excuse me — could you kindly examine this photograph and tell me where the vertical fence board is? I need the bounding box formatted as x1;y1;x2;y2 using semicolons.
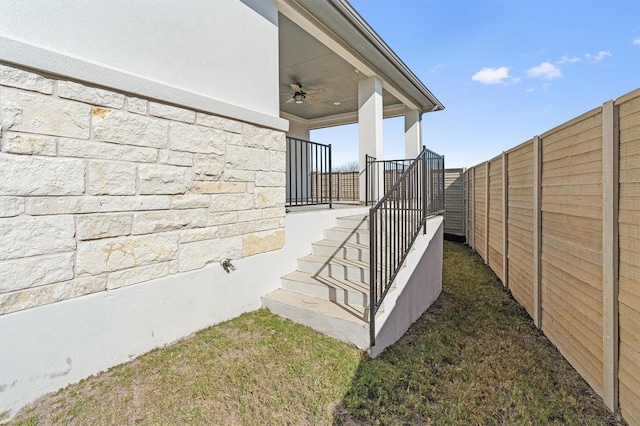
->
617;89;640;426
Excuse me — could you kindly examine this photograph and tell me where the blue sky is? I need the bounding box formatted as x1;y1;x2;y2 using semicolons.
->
312;0;640;169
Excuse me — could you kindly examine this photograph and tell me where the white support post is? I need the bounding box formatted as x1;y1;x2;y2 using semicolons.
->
404;107;422;159
602;100;619;412
358;76;384;203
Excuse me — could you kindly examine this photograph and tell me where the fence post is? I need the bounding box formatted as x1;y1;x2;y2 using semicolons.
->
533;135;542;328
602;100;619;412
502;152;508;288
471;166;476;250
484;161;489;265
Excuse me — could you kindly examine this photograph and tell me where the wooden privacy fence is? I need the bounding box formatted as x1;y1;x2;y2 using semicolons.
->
444;168;465;237
464;88;639;424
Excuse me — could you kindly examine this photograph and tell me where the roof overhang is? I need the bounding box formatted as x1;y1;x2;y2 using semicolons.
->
278;0;444;130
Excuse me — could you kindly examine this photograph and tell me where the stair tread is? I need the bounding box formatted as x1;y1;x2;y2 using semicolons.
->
263;289;369;323
282;270;369;294
299;254;369;269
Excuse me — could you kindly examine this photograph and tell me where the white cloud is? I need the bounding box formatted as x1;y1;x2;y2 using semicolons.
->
526;62;562;80
430;63;446;74
585;50;612;62
471;67;513;84
633;38;640;46
556;55;581;64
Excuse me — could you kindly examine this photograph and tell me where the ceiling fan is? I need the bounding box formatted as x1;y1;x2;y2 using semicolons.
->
285;83;326;104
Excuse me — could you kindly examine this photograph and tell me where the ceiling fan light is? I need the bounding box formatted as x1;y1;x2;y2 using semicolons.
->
294;93;305;104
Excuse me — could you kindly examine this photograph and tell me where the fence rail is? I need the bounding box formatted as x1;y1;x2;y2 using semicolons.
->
369;147;445;346
463;88;640;425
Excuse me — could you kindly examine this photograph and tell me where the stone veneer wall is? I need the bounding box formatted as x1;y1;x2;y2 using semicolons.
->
0;63;286;316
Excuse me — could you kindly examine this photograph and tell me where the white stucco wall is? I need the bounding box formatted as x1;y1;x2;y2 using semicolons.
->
0;0;286;130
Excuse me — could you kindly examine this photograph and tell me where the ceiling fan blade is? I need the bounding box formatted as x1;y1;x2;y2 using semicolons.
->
306;95;323;104
290;83;302;92
285;97;295;104
305;88;326;95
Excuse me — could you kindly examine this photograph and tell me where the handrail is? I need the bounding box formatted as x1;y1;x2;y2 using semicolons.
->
368;147;445;346
285;137;332;208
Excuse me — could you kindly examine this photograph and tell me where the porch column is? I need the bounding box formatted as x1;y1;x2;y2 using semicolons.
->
404;107;422;159
359;76;383;202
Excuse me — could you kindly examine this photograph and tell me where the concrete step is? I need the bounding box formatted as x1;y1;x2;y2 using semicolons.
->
281;270;369;307
261;289;370;350
335;214;369;230
311;239;370;261
297;254;371;284
324;227;370;245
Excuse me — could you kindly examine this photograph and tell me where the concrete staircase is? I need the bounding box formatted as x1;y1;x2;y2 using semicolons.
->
262;214;390;350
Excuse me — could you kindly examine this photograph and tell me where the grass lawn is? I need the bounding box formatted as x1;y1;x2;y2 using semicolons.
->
10;241;621;425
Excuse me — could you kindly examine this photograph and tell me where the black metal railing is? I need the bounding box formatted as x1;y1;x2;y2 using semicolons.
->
286;137;332;208
365;155;413;205
368;147;444;346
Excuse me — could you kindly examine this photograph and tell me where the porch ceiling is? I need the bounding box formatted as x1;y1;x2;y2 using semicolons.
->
278;0;443;131
279;14;402;128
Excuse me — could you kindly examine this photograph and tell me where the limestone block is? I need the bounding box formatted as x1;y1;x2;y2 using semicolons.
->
178;236;242;272
0;64;54;94
171;194;211;210
0;215;75;261
262;206;286;219
58;80;125;108
0;252;75;293
127;97;148;115
237;209;263;222
193;181;246;194
255;187;285;208
59;138;158;163
132;209;209;235
76;213;132;240
93;109;168;148
243;229;285;257
77;233;179;275
26;195;170;215
1;89;91;138
194;154;224;180
223;169;255;182
255;171;285;187
226;145;270;171
169;122;226;154
0;154;84;196
219;221;255;238
88;161;136;196
179;226;219;243
2;132;57;156
138;164;192;195
159;149;194;167
0;196;25;217
207;211;237;225
196;112;242;133
243;123;286;151
209;193;254;212
254;218;285;232
107;263;170;290
149;102;195;123
0;276;106;315
270;151;286;172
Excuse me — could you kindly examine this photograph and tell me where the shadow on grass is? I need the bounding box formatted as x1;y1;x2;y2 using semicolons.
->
332;241;621;425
